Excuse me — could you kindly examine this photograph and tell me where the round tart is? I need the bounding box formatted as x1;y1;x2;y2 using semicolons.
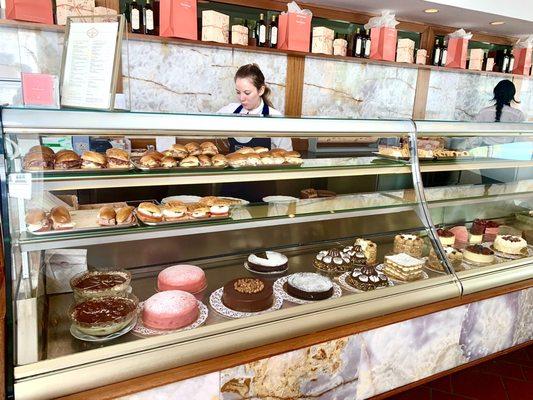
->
70;270;131;302
493;235;527;255
286;272;333;301
313;247;353;273
347;265;389;291
463;244;494;264
222;278;273;312
142;290;198;330
437;229;455;246
70;295;138;336
247;251;288;273
157;265;207;294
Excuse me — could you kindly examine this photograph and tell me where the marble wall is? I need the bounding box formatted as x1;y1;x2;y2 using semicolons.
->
517;77;533;121
119;288;532;400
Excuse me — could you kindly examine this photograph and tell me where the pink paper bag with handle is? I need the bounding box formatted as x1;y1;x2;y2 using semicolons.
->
6;0;53;24
159;0;197;40
369;27;397;61
445;38;469;69
512;47;532;75
277;12;311;52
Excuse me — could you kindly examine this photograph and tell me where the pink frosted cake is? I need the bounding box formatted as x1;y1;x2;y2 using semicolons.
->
449;226;468;248
157;264;207;294
142;290;198;330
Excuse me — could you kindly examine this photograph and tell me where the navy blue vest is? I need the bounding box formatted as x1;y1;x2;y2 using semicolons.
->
228;103;272;152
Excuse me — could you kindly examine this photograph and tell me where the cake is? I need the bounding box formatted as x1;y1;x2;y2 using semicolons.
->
449;226;468;247
70;270;131;302
427;246;464;271
286;273;334;301
493;235;527;255
247;251;288;273
383;253;425;281
347;265;389;291
484;221;500;241
393;234;424;258
354;238;377;265
142;290;199;330
313;247;353;273
157;265;207;294
342;245;367;268
469;219;486;244
222;278;273;312
463;244;495;264
437;229;455;246
70;296;137;336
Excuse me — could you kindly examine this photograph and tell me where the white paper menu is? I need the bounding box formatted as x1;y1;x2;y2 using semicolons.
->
61;22;119;109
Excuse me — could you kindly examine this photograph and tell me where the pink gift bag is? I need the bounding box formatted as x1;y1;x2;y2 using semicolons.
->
369;27;397;61
277;12;311;52
445;38;469;69
512;47;532;75
159;0;197;40
6;0;53;24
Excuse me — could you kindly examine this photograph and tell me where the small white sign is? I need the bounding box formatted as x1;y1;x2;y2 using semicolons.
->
8;173;32;200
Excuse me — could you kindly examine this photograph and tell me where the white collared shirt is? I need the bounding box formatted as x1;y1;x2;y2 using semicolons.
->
217;100;292;151
475;105;525;123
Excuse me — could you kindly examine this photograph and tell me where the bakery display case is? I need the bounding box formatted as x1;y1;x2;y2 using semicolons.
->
0;108;532;400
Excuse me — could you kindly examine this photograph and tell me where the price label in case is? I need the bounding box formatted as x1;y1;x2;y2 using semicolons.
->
8;173;32;199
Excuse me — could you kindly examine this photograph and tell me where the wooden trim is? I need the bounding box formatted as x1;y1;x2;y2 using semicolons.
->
57;279;532;400
284;54;305;116
369;339;533;400
412;69;431;119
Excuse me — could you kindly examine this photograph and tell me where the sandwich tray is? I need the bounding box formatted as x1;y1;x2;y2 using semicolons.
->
433;155;474;161
132;160;227;172
135;211;231;226
372;152;432;161
228;163;303;170
23;165;134;174
28;209;138;236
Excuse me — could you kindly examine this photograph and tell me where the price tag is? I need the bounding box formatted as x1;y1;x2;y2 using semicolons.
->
8;173;32;200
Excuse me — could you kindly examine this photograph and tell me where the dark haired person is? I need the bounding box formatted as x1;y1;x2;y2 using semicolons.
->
217;63;292;151
475;79;525;122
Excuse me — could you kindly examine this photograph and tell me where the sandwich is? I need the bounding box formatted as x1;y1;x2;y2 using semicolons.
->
116;206;135;225
209;200;230;217
28;145;55;158
106;148;130;169
50;206;75;230
284;151;303;165
199;196;219;207
200;141;218;156
253;146;269;154
139;154;160;168
187;204;210;219
259;153;275;165
97;206;116;226
184;142;201;156
179;156;199;167
25;209;50;232
235;147;255;155
211;154;228;167
136;202;163;222
81;151;107;169
144;150;164;161
160;156;178;168
268;151;286;165
162;203;188;221
198;155;212;167
23;152;54;170
167;144;188;159
54;150;81;170
226;153;247;168
245;153;262;166
270;148;287;157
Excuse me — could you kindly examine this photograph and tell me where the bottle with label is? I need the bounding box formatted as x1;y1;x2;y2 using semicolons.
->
508;50;515;73
143;0;155;35
352;28;363;57
502;49;510;73
439;39;448;66
432;39;441;66
363;29;371;58
129;0;143;34
268;15;278;48
257;13;267;47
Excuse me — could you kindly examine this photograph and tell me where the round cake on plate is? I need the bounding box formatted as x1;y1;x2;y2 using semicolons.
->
157;264;207;294
493;235;527;255
286;272;333;300
463;244;494;264
247;251;288;273
142;290;198;330
313;247;353;273
347;265;389;291
222;277;273;312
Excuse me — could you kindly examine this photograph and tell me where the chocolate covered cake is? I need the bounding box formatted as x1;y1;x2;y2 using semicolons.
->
286;273;333;301
70;270;131;301
247;251;288;273
222;278;273;312
313;247;353;273
342;245;367;267
347;265;389;291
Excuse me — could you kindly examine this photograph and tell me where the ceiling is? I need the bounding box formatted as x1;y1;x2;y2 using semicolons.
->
300;0;533;37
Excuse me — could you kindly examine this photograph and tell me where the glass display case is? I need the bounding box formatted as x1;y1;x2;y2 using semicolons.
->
0;108;531;399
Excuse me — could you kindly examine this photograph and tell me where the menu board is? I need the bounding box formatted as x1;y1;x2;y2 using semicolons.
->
60;19;122;110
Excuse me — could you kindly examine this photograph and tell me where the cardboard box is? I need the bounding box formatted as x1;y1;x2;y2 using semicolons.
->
485;57;495;71
56;0;94;25
231;24;248;46
416;49;427;65
311;26;334;55
333;38;347;56
468;58;483;71
470;48;485;61
396;39;415;63
201;10;229;44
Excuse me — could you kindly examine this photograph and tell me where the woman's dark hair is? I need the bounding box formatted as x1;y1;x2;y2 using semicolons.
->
493;79;519;122
234;64;273;108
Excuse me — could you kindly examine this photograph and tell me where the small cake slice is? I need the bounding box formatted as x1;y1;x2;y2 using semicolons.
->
286;273;333;301
342;245;367;268
383;253;425;281
437;228;455;246
354;238;377;265
493;235;527;255
427;246;464;271
463;244;494;264
469;219;486;244
393;234;424;258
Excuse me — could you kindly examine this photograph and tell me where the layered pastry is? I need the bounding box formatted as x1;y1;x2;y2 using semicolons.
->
300;188;337;199
222;278;273;312
437;229;455;246
313;247;353;273
142;290;198;330
427;246;464;271
286;273;333;301
354;238;377;265
493;235;527;255
342;245;367;268
70;296;137;336
71;270;131;301
383;253;425;281
378;145;409;158
247;251;288;273
157;264;207;293
347;265;389;291
393;234;424;258
469;219;486;244
25;209;50;233
463;244;494;264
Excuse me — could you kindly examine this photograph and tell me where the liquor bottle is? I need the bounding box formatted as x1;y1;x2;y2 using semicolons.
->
439;39;448;66
432;39;441;66
143;0;156;35
257;13;267;47
129;0;143;34
502;49;510;73
363;29;371;58
248;20;258;46
268;15;278;48
508;50;515;73
353;28;363;57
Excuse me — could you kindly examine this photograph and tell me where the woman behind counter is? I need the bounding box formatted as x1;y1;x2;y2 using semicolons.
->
217;63;292;152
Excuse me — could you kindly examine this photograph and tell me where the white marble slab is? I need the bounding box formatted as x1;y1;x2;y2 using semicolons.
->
0;26;22;79
302;58;418;119
516;78;533;121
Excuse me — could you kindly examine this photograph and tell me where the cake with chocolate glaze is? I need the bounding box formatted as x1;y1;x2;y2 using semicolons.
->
493;235;527;255
463;244;494;264
286;272;333;300
393;234;424;258
222;278;273;312
347;265;389;291
247;251;288;273
70;270;131;302
313;247;353;273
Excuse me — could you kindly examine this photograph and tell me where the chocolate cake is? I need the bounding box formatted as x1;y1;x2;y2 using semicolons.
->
347;265;389;291
313;247;353;273
286;272;333;301
222;278;273;312
247;251;288;273
342;245;367;267
70;270;131;301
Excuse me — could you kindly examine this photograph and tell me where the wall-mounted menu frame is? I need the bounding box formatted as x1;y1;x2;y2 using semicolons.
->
59;15;125;111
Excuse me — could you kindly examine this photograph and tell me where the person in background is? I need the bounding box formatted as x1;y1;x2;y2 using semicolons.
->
217;63;293;152
475;79;525;122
